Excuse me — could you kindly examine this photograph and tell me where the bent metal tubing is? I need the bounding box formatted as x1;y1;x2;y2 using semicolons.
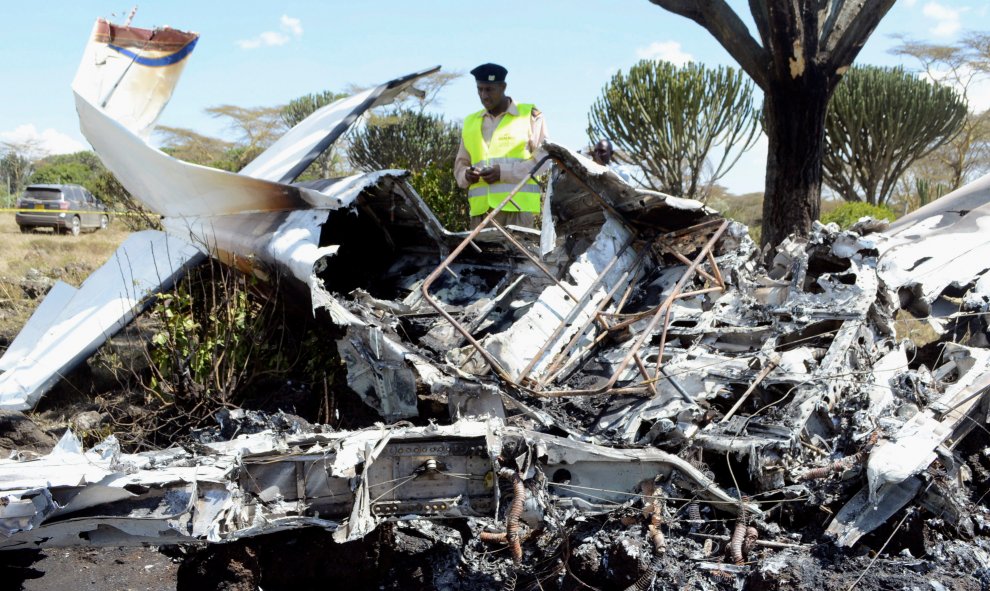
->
421;157;729;399
537;251;649;388
541;223;728;396
420;157;551;383
541;237;726;396
535;220;730;397
421;155;639;386
512;230;639;386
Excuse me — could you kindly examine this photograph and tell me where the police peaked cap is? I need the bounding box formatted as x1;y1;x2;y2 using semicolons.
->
471;63;507;83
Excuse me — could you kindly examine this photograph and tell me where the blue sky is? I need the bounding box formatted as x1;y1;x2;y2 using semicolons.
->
1;0;985;194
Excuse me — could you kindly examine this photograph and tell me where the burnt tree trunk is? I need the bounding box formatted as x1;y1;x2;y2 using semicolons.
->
761;72;830;249
646;0;896;248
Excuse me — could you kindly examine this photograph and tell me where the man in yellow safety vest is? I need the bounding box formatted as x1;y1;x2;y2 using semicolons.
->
454;63;548;228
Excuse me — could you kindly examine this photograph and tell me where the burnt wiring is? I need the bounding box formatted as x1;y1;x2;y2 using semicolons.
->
624;478;667;591
479;467;527;564
728;499;750;565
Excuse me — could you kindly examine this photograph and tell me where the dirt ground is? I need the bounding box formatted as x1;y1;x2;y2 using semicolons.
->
3;547;178;591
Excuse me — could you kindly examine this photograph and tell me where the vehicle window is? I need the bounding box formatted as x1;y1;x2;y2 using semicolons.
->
23;188;64;201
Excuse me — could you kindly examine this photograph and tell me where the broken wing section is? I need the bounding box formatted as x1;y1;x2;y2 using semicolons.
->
159;170;448;289
72;19;198;139
0;282;76;373
0;231;205;411
877;172;990;316
72;19;428;218
74;93;336;217
240;67;441;184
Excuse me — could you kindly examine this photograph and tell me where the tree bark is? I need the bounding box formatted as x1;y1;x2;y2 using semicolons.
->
761;71;830;248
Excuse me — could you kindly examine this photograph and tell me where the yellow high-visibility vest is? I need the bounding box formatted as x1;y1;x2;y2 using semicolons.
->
462;103;541;216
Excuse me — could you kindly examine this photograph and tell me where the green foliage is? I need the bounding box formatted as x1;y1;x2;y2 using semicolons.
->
351;109;466;229
281;90;351;179
587;60;759;199
93;170;157;230
34;151;103;172
914;177;949;208
281;90;350;128
0;148;36;197
824;65;967;206
28;161;93;186
820;201;896;229
24;151;155;229
156;126;234;167
29;151;103;187
350;109;461;172
147;264;284;407
410;165;468;231
143;262;351;438
209;146;257;172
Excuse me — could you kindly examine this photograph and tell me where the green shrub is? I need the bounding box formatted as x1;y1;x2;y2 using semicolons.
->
409;165;468;231
148;265;275;408
820;201;895;229
350;109;468;231
142;262;348;442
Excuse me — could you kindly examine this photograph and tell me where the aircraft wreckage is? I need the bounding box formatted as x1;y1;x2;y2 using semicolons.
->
3;17;990;590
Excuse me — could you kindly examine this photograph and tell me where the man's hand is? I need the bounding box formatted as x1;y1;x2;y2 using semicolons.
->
480;164;500;183
465;166;481;184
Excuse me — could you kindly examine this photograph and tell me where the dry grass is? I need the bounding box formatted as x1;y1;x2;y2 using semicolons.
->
893;308;941;348
0;214;130;341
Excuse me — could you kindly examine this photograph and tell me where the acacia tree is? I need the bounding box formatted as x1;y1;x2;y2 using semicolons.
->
205;105;286;170
587;60;759;200
156;126;235;167
647;0;895;247
892;33;990;192
823;66;966;206
281;90;351;179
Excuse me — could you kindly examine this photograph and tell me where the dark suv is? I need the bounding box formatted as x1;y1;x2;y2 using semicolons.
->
15;184;110;236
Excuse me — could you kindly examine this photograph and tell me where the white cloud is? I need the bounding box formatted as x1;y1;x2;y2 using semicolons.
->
236;15;303;50
922;2;963;37
635;41;693;66
0;124;86;157
280;15;303;37
904;0;918;6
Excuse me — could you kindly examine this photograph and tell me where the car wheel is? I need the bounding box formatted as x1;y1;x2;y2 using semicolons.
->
99;215;109;231
70;216;81;237
18;225;30;234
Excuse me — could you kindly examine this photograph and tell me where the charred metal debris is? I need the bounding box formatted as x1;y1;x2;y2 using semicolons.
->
4;17;990;591
6;146;990;587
